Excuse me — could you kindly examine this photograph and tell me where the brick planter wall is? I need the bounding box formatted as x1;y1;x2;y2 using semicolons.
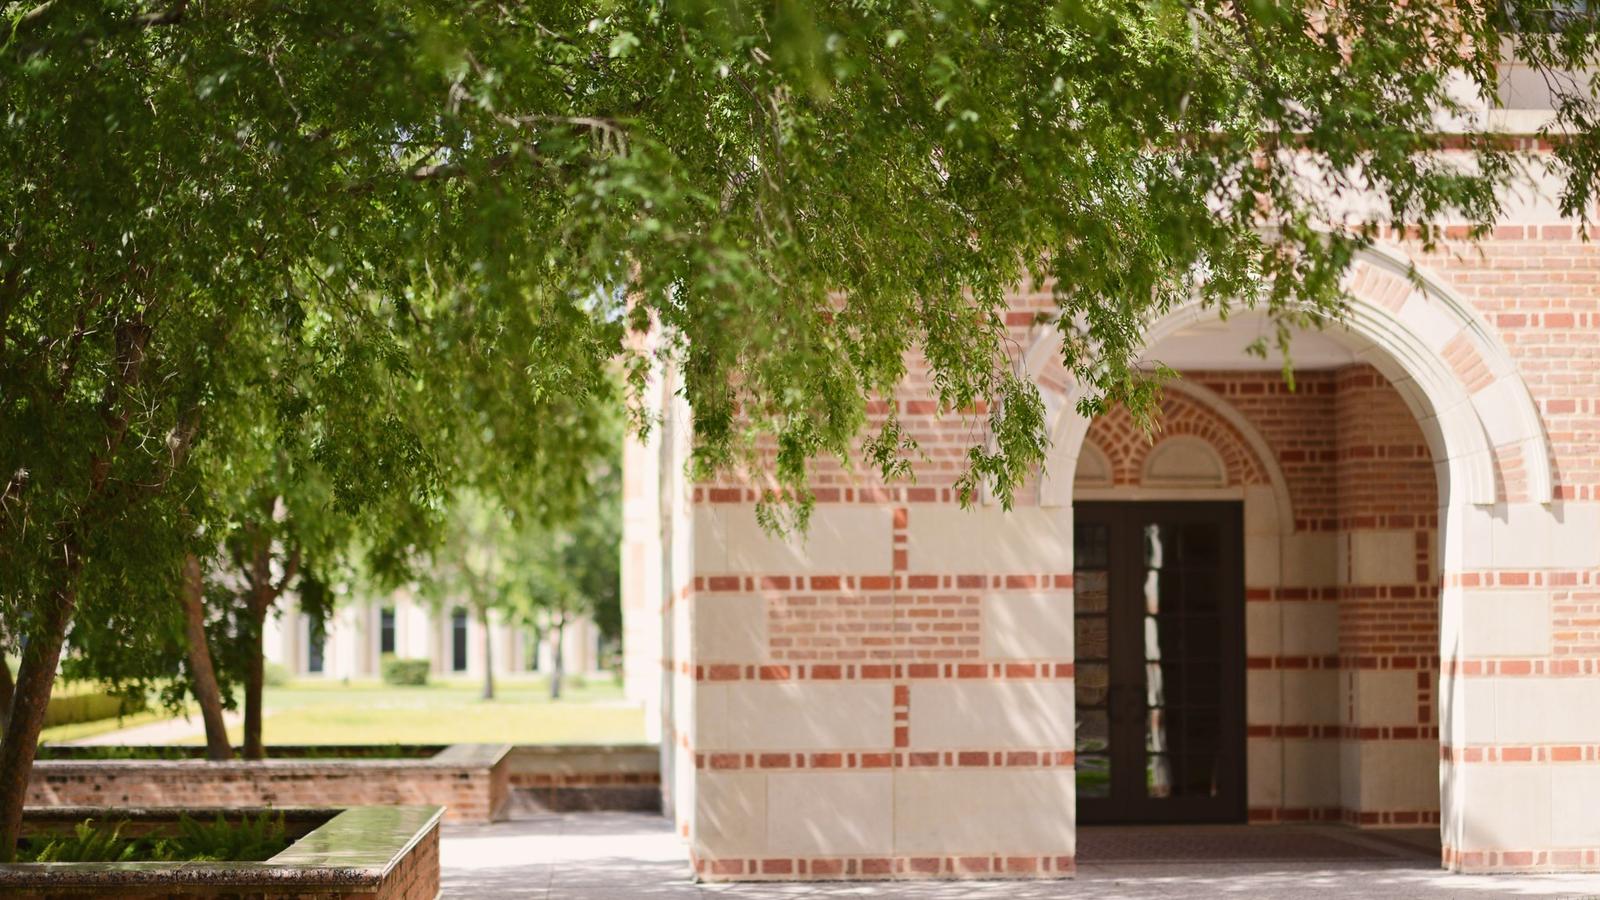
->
507;743;661;811
26;743;510;823
1;805;442;900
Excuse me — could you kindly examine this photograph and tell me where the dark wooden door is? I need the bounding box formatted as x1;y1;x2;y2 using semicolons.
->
1073;501;1245;824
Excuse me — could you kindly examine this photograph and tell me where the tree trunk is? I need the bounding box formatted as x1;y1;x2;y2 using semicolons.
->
0;582;75;861
0;649;14;734
180;553;232;761
549;615;565;701
478;604;494;701
242;595;267;760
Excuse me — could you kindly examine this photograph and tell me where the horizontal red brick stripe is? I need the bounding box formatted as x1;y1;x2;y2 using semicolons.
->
1442;657;1600;677
1442;743;1600;763
692;750;1076;771
692;662;1074;682
693;854;1076;882
691;573;1074;592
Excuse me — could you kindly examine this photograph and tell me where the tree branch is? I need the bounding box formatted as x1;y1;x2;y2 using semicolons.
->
274;545;301;598
8;0;188;50
131;0;187;29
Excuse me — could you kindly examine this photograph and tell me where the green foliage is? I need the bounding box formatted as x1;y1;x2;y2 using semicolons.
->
509;449;622;641
4;0;1600;817
262;662;293;688
17;812;288;863
20;819;141;864
380;655;431;687
35;745;197;761
171;811;289;863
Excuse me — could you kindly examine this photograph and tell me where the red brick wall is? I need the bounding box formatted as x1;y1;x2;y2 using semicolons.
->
377;821;441;900
1411;228;1600;502
1334;367;1439;667
26;755;507;823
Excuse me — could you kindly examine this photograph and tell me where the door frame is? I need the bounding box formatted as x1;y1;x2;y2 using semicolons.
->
1074;500;1247;825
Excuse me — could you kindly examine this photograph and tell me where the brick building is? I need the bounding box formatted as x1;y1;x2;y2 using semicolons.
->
622;145;1600;877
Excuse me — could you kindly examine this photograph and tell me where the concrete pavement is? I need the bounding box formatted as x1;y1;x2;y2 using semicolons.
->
440;811;1600;899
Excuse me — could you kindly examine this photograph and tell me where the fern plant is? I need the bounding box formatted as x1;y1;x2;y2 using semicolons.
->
23;819;140;863
18;812;290;863
170;812;288;862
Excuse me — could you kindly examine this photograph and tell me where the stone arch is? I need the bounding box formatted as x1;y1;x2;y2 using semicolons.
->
1027;243;1554;509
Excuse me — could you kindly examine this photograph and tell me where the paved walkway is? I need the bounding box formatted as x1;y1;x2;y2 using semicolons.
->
66;711;238;745
440;812;1600;898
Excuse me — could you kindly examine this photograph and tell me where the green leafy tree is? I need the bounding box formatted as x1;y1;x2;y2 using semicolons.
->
511;453;622;701
7;0;1600;860
416;491;517;702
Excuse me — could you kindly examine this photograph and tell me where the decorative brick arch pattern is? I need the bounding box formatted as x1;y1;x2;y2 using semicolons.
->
1082;390;1272;490
1026;244;1555;509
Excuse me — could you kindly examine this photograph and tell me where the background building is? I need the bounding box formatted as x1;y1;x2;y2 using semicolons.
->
263;592;607;681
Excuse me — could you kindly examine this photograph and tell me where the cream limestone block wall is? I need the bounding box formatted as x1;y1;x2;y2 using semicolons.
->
1441;497;1600;867
981;592;1073;659
1280;532;1338;588
685;499;1078;878
699;682;894;750
698;504;896;574
902;506;1070;574
769;773;895;855
1342;531;1418;586
907;682;1074;749
894;770;1076;855
1242;462;1343;822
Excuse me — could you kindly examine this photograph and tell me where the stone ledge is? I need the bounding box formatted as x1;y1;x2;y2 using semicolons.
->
0;804;443;895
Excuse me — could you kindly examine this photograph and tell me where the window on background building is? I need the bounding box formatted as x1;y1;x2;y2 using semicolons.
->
525;627;542;672
306;614;325;675
450;608;469;672
380;607;396;655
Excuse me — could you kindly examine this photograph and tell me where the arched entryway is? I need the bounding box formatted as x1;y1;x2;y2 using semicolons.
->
1070;364;1441;829
1022;243;1556;866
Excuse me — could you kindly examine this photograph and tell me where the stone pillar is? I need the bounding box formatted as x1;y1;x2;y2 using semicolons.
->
1442;499;1600;871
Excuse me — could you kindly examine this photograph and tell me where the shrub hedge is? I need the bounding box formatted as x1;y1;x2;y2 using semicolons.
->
380;655;430;686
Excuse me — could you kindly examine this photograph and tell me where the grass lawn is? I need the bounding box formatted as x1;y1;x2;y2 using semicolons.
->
178;676;646;746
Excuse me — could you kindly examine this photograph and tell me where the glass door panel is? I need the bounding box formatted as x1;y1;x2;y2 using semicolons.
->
1073;521;1113;799
1074;502;1244;824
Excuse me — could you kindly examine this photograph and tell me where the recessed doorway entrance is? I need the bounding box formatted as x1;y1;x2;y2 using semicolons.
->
1074;501;1246;824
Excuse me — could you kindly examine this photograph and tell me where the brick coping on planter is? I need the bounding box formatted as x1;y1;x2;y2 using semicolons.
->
30;742;510;772
29;743;513;824
0;804;443;892
26;742;666;822
34;744;449;761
